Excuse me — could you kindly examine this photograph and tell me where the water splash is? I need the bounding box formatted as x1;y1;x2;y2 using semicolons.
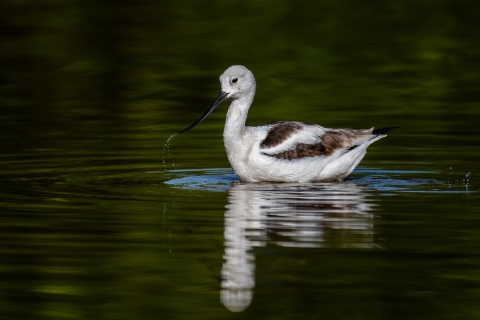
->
163;133;177;171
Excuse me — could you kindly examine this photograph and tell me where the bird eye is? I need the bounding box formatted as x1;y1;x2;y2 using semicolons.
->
232;78;238;83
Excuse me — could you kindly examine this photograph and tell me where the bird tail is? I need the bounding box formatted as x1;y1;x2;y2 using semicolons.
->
372;127;399;135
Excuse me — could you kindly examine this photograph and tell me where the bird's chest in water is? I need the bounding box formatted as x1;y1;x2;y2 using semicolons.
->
223;135;257;169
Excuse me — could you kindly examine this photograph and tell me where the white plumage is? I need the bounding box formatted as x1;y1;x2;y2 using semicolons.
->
179;65;395;183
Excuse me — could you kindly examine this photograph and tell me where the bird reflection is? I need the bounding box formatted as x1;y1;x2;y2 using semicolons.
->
221;182;376;312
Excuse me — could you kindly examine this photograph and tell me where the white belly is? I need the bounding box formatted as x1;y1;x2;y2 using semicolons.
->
225;136;368;183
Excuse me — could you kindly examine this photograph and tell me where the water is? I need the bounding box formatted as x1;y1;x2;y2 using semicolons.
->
163;133;177;171
1;1;480;319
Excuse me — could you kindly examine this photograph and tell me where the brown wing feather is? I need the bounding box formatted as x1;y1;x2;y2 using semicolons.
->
260;122;304;149
264;129;371;160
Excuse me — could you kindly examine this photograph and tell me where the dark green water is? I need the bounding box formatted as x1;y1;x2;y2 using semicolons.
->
1;1;480;319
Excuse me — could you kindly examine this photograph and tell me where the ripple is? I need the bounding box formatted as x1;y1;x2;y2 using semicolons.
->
165;168;238;192
165;167;474;194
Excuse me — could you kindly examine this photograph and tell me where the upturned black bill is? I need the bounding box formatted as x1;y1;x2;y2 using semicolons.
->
178;91;229;134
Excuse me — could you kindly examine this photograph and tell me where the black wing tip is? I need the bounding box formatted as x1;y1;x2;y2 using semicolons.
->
372;127;399;135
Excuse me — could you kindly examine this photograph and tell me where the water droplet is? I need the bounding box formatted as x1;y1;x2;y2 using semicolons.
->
466;172;470;178
163;134;178;171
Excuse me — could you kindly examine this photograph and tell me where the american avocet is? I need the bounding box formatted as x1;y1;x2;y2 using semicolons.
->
179;65;395;183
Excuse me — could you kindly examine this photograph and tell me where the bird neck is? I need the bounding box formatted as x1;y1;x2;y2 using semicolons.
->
223;91;254;138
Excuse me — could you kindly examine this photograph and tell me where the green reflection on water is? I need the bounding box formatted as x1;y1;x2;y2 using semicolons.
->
1;0;480;319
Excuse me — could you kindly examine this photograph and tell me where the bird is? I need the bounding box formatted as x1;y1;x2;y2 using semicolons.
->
179;65;396;183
